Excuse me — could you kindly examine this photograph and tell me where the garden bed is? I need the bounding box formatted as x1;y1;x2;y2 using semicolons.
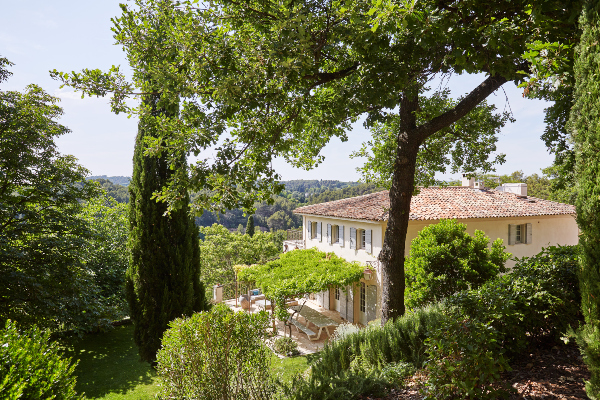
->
385;342;589;399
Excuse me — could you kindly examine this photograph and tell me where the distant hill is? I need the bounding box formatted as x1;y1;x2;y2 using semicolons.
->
88;175;131;187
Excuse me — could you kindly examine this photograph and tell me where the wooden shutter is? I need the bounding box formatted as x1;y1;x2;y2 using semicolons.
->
366;285;377;322
346;285;354;323
508;224;516;245
307;220;312;239
365;229;372;254
317;222;322;241
526;223;532;244
327;223;332;244
323;289;330;310
339;225;345;246
350;227;356;249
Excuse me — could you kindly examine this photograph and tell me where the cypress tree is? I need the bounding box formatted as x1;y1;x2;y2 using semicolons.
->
571;1;600;396
126;93;207;365
246;215;255;237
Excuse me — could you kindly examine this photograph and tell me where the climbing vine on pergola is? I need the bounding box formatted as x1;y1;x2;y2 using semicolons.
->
236;248;367;321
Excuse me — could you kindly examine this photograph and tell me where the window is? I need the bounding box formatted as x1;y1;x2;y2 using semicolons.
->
360;282;366;313
336;225;344;245
335;286;340;301
509;223;532;245
350;227;371;252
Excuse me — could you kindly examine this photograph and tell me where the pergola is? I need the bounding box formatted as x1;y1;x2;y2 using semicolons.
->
236;248;369;333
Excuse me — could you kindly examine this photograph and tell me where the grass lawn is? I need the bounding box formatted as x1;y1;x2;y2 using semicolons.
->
61;324;159;399
62;324;311;399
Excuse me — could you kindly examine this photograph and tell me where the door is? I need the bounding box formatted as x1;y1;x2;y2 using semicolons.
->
333;286;341;312
359;282;367;325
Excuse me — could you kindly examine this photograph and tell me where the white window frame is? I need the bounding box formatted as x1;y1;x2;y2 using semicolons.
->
509;223;532;245
310;221;318;239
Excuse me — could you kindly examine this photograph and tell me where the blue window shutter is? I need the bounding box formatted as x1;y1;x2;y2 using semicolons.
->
365;229;372;254
350;227;356;249
526;223;532;244
339;225;345;246
327;223;332;244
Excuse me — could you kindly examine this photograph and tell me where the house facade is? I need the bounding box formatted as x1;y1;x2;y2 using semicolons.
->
292;181;578;325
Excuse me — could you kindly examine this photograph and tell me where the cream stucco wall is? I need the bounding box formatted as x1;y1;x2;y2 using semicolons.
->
405;214;579;269
301;213;579;322
302;215;380;265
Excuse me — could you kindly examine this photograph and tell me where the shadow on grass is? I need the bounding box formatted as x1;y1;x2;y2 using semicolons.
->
61;324;158;399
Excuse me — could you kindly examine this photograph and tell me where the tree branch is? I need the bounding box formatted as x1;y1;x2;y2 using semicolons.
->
413;73;509;143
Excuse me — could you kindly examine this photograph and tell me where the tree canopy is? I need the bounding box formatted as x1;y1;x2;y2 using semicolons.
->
52;0;581;322
0;57;108;331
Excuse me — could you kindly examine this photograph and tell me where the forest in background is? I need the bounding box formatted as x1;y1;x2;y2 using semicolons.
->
89;171;562;232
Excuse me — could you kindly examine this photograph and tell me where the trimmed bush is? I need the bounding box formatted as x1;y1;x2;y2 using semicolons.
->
405;219;509;309
0;320;81;400
156;304;275;400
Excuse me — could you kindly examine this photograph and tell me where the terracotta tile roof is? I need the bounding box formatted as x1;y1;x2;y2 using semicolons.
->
294;187;576;222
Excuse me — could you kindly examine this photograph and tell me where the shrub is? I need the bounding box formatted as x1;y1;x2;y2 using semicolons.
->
446;245;581;355
311;303;446;383
274;337;300;357
156;304;275;400
423;315;511;400
405;219;509;309
278;371;388;400
0;320;81;400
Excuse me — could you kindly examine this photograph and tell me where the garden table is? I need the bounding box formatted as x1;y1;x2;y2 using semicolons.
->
289;305;339;340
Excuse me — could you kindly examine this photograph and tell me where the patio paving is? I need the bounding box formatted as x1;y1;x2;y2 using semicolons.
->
224;297;349;354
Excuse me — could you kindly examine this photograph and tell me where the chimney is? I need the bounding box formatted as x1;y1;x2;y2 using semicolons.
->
498;183;527;196
461;174;475;188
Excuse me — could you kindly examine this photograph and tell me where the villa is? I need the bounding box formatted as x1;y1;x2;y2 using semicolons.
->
288;177;579;325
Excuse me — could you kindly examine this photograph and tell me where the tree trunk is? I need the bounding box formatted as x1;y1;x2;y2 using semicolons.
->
379;92;421;322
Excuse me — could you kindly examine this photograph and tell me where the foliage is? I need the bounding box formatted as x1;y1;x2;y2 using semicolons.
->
306;183;384;205
53;0;580;324
90;178;130;203
126;93;207;364
312;303;446;383
570;2;600;397
199;224;282;299
76;194;130;329
446;245;581;355
0;320;81;400
278;371;389;400
247;215;255;237
237;249;364;320
332;322;362;341
267;210;295;231
352;90;510;189
273;337;300;357
156;304;275;400
405;219;509;309
423;316;510;400
88;175;131;186
0;57;104;332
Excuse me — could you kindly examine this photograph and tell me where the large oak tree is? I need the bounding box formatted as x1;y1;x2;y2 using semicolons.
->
54;0;580;322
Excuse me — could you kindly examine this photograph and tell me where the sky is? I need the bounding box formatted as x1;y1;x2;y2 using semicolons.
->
1;1;555;182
